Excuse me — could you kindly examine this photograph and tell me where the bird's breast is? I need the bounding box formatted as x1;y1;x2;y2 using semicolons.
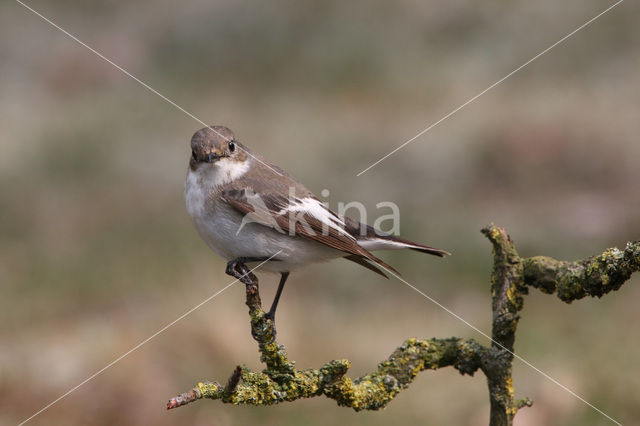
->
185;169;233;256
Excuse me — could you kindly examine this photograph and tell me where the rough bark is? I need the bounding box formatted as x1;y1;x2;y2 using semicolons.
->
168;225;639;425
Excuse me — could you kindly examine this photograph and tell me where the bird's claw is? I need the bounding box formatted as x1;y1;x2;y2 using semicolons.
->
225;259;257;286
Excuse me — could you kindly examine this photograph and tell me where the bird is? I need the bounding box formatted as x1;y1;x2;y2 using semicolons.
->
184;125;449;334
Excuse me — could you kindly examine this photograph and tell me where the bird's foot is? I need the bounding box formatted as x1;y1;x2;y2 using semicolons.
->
225;258;257;288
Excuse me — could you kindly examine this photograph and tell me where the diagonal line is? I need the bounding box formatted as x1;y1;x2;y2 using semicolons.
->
14;0;282;176
377;264;622;425
356;0;624;176
18;251;282;426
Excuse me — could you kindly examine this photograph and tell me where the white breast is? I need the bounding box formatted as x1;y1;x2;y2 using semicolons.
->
184;159;249;259
184;161;344;273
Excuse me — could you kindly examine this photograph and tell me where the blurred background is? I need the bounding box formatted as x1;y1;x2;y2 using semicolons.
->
1;0;638;424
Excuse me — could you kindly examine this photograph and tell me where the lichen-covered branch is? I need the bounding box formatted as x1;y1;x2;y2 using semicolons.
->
167;275;485;411
168;225;638;426
522;242;640;303
479;224;637;425
481;225;528;425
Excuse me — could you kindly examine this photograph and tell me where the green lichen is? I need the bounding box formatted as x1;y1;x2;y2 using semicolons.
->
523;242;640;304
229;369;274;405
190;337;485;411
522;256;562;294
556;272;586;302
489;227;501;241
198;381;224;400
505;285;521;309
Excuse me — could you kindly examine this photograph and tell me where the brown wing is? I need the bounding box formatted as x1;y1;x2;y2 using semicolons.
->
220;188;397;275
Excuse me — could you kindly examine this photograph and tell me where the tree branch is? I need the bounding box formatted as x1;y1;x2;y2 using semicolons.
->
168;275;485;410
522;242;640;302
168;225;638;425
481;225;527;425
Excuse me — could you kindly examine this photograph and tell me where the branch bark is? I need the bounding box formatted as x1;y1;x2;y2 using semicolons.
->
168;225;639;425
481;225;528;425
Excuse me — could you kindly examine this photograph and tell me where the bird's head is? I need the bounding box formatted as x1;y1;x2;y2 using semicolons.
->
189;125;247;170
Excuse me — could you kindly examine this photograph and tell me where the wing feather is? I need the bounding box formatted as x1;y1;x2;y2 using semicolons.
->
221;189;398;273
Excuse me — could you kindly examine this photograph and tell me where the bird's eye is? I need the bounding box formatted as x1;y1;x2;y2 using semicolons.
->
229;141;235;152
192;150;197;161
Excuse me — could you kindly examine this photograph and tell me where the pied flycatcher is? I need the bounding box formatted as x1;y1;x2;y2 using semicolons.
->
184;126;449;328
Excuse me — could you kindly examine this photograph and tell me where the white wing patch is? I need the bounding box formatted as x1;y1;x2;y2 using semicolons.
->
357;238;414;251
278;197;355;239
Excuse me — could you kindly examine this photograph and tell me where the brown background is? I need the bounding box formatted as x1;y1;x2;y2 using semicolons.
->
1;0;639;425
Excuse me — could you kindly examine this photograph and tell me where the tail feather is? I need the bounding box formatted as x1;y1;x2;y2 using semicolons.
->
340;216;449;276
410;246;450;256
356;234;450;257
392;237;450;257
342;216;449;257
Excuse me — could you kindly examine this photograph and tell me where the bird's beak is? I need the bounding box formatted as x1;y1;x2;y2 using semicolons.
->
204;150;228;163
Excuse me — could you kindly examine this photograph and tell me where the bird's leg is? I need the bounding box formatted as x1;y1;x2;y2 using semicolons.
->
265;272;289;322
259;272;289;343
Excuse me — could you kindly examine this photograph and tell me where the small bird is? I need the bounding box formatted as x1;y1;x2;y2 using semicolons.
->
185;126;449;331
